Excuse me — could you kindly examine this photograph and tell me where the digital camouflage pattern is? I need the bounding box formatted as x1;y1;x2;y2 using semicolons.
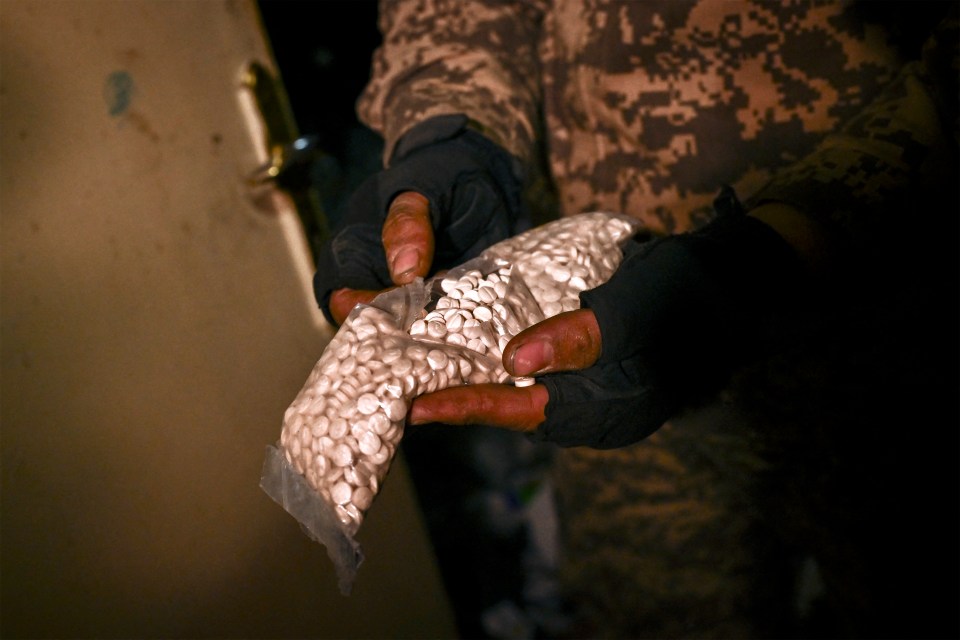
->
359;1;955;236
358;1;957;637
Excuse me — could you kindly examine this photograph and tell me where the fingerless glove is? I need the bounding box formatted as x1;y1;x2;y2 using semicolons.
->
313;114;526;325
535;188;807;448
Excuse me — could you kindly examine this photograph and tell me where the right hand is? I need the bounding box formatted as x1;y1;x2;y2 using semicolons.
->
313;114;526;326
328;191;434;325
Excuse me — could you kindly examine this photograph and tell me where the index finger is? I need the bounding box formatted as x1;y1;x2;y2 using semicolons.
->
408;383;548;432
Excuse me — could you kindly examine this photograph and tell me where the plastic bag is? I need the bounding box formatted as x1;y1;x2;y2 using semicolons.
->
260;212;640;594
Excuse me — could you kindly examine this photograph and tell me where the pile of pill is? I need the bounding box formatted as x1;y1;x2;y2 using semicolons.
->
410;264;544;365
275;211;640;535
486;211;638;318
279;304;503;534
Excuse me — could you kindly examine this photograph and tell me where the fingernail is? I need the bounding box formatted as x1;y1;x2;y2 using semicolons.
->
391;248;420;280
510;340;553;376
408;402;425;425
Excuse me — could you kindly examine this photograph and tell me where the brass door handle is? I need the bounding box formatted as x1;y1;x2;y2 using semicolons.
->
241;60;329;261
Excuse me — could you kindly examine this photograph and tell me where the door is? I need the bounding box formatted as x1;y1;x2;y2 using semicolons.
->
0;1;455;636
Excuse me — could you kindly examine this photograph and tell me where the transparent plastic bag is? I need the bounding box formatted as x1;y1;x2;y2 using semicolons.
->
260;212;641;594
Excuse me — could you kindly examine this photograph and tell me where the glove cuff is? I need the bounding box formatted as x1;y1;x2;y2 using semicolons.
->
390;114;472;164
582;188;806;398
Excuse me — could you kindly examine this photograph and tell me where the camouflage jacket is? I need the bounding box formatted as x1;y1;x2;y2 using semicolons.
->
358;0;957;243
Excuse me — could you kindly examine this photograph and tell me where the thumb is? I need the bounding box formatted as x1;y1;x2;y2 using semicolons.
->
382;191;435;285
503;309;602;376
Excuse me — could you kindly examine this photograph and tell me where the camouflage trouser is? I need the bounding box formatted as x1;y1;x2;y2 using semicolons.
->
550;315;959;639
552;404;795;639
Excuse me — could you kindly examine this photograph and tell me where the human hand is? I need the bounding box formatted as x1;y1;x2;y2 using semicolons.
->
314;114;525;326
408;309;603;432
412;191;809;449
407;302;680;448
327;191;433;325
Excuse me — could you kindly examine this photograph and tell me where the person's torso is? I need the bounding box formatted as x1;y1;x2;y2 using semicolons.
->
539;0;906;233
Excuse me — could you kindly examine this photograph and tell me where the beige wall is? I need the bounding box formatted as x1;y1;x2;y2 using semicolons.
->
0;1;454;637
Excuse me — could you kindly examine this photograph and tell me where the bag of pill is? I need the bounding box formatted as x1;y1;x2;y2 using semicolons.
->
260;211;640;594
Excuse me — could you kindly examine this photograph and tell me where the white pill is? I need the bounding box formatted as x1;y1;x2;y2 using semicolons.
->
542;301;563;317
331;481;352;505
354;322;379;342
390;357;413;376
368;411;391;435
320;357;340;376
334;341;352;360
448;333;469;347
332;443;354;467
473;306;493;321
427;321;446;339
370;446;391;465
478;287;497;303
338;355;357;375
539;285;562;302
381;348;402;364
547;264;571;282
357;393;380;415
444;359;458;379
427;349;448;370
409;319;427;336
329;418;348;439
343;464;367;487
402;373;417;395
352;486;374;511
514;376;536;387
338;400;357;419
358;431;382;456
310;415;330;438
313;453;328;476
413;358;430;378
462;319;482;339
406;344;428;360
384;397;407;422
467;338;485;354
446;313;464;332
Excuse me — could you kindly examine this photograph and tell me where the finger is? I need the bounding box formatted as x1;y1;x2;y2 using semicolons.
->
329;287;380;326
382;191;435;285
408;383;548;432
504;309;602;376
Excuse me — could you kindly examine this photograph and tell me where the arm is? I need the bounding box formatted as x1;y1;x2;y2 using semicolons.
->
358;0;545;165
315;1;547;325
411;10;959;447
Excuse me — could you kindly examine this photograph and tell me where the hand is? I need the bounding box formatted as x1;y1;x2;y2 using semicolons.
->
328;191;433;325
408;309;603;431
314;114;525;326
408;304;680;448
412;190;809;449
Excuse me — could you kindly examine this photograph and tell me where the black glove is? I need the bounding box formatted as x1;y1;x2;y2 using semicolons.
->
313;114;527;325
533;188;807;448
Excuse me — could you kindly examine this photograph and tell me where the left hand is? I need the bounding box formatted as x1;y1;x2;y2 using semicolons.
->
410;193;812;449
408;308;603;432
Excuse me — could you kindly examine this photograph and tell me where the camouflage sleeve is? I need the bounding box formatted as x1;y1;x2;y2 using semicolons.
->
746;10;958;253
356;0;545;166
